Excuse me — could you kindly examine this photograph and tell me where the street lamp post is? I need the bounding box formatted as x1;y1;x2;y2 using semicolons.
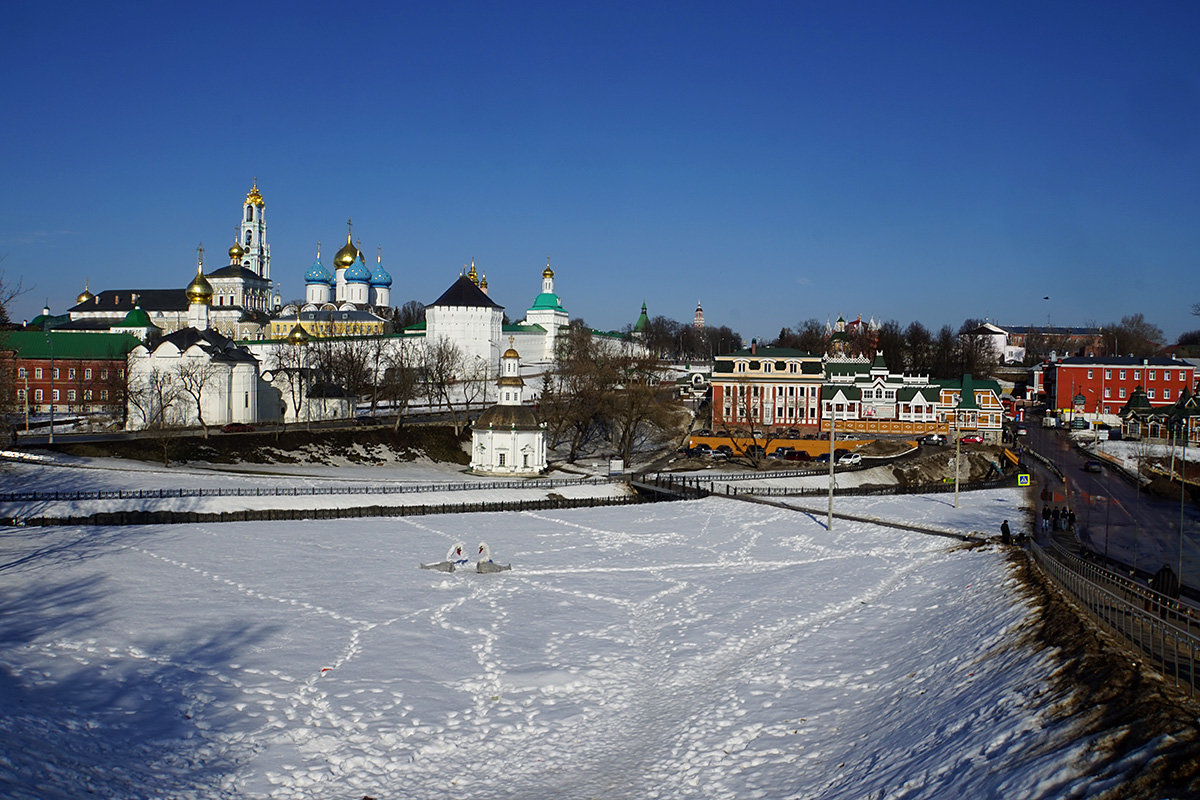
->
827;406;836;531
954;411;961;509
44;329;54;444
1181;419;1188;580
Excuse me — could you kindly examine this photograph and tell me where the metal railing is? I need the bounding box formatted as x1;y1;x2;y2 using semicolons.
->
0;476;621;503
1030;538;1200;698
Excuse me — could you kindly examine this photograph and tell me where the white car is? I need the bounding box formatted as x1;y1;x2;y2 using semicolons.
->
837;452;862;466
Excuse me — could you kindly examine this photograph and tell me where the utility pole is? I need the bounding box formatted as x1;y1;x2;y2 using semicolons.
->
827;410;836;531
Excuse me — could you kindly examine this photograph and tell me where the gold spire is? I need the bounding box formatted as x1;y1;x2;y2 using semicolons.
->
228;227;245;262
543;255;554;279
75;279;94;305
467;258;479;285
245;177;265;207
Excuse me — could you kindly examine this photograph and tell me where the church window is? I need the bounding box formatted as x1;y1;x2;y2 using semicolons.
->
245;230;253;246
498;453;506;466
246;207;253;223
523;454;529;468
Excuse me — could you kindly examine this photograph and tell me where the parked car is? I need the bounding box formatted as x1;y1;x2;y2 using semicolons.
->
715;444;733;457
920;433;947;446
221;422;255;433
1083;460;1104;473
813;452;831;464
837;452;862;466
1016;427;1028;436
691;443;712;456
767;447;794;460
785;450;812;462
960;434;984;444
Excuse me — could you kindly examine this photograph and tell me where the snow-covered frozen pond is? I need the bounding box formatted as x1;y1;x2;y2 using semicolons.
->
0;480;1114;799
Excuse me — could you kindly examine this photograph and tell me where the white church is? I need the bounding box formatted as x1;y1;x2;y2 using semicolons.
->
469;342;547;476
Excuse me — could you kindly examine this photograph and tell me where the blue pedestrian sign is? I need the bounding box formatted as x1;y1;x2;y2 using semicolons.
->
1017;474;1031;486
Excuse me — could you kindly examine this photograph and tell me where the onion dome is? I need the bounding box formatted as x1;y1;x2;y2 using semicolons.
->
229;240;246;262
345;254;372;283
467;259;479;285
305;246;332;284
334;221;358;269
75;281;94;305
186;260;213;304
245;178;265;207
503;344;520;360
369;253;392;287
543;257;554;279
286;322;311;346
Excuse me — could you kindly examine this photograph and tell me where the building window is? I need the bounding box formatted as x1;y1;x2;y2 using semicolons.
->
1148;389;1156;399
1164;388;1172;400
100;390;109;400
84;390;92;400
1104;369;1111;379
53;368;59;380
35;367;42;379
1119;388;1126;398
1134;371;1141;380
1088;369;1093;379
17;367;25;378
67;390;76;401
1149;370;1156;381
34;389;42;401
85;368;92;380
1104;387;1111;398
498;452;506;466
16;388;25;400
1120;370;1126;379
52;389;59;402
789;363;797;373
102;369;109;379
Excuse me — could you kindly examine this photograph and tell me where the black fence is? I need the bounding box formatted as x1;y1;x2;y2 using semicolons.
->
5;492;649;528
0;476;621;503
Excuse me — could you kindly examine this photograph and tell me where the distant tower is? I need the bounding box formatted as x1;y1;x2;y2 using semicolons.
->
693;300;705;331
186;245;213;330
239;178;270;280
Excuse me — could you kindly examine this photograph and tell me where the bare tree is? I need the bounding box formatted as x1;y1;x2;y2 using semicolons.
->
127;365;180;430
422;338;475;435
174;357;222;437
540;324;614;461
602;353;686;464
267;343;306;426
380;339;421;431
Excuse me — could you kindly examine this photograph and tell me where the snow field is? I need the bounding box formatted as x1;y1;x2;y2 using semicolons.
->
0;487;1107;799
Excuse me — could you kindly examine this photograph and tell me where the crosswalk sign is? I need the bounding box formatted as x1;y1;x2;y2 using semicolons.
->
1017;474;1031;486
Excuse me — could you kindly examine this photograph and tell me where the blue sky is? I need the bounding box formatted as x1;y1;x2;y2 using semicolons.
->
2;1;1198;342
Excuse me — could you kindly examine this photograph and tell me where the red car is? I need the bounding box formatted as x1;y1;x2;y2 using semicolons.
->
960;434;984;444
221;422;255;433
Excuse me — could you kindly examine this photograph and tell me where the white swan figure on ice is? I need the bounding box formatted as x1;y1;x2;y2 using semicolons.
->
420;541;468;572
476;542;512;574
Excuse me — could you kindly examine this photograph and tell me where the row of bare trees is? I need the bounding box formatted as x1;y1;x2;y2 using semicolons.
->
540;323;687;462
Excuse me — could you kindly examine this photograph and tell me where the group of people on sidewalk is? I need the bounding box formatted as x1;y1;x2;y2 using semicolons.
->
1040;505;1075;533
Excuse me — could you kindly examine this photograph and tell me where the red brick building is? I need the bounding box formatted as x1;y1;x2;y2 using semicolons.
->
1044;356;1196;417
2;331;140;418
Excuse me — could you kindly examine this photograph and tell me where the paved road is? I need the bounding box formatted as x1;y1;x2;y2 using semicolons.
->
1023;420;1200;591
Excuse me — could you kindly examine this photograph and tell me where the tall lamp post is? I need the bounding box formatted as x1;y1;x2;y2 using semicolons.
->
827;405;836;531
43;327;54;444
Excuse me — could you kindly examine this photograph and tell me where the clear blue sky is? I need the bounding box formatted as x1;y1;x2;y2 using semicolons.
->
2;1;1198;342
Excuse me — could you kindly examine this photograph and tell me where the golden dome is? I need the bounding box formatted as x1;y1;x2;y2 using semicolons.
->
228;240;245;261
286;322;311;346
75;281;94;305
467;259;479;285
503;347;520;359
479;273;488;289
543;257;554;279
245;178;265;207
334;234;358;269
186;261;213;304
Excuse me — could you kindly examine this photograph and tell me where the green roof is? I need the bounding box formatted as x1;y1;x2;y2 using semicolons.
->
529;292;564;312
0;330;141;360
119;307;156;328
822;385;862;401
633;302;650;333
724;346;818;358
502;323;546;334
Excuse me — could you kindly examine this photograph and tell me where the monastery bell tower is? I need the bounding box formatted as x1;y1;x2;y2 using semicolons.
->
239;178;270;280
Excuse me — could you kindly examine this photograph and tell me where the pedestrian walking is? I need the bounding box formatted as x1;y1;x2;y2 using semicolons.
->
1067;509;1076;531
1000;519;1011;545
1052;507;1061;531
1041;506;1051;533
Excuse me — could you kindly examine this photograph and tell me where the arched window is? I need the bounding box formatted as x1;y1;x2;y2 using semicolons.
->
246;207;253;222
